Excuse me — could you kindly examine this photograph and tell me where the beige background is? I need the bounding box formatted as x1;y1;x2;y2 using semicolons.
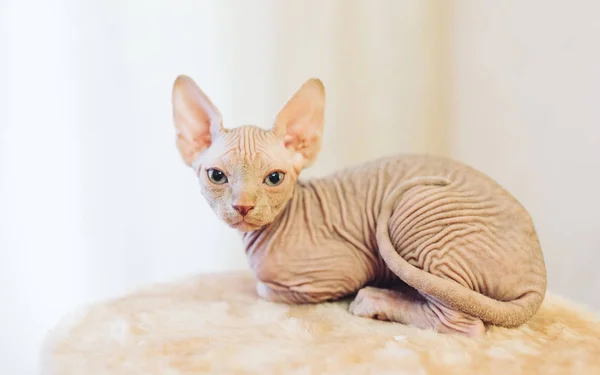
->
1;1;599;373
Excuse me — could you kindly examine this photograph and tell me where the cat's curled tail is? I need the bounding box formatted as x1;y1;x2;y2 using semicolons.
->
376;176;543;328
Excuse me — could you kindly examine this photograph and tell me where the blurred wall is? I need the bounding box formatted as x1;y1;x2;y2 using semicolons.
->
445;1;600;310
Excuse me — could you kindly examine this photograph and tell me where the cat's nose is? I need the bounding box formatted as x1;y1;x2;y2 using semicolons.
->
232;204;254;216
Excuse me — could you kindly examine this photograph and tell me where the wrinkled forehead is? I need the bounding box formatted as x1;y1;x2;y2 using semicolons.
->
221;126;276;159
195;126;291;175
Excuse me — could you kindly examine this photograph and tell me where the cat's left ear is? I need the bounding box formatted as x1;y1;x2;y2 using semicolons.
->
272;78;325;171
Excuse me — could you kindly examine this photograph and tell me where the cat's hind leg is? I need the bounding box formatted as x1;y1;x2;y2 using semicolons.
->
348;286;486;337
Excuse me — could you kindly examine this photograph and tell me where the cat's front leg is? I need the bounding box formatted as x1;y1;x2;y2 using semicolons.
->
349;286;485;337
256;280;338;304
255;281;290;303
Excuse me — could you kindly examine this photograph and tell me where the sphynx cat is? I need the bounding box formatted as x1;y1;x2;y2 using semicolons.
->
170;75;547;337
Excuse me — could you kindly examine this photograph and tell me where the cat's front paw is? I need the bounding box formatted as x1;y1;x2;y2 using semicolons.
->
256;281;279;301
255;281;297;303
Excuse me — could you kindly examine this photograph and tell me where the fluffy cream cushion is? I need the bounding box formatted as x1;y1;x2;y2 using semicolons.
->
42;271;600;374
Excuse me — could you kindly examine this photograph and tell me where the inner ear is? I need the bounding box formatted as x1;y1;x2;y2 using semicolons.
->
171;75;224;166
273;78;325;170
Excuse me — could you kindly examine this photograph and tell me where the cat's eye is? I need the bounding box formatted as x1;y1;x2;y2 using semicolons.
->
207;168;228;185
264;171;285;186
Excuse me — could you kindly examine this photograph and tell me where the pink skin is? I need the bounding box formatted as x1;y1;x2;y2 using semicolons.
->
170;76;547;337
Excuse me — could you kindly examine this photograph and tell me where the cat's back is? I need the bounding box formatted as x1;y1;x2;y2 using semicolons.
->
303;153;534;231
329;153;508;188
319;153;526;209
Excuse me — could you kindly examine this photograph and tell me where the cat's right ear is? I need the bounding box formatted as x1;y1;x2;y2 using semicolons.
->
171;75;223;166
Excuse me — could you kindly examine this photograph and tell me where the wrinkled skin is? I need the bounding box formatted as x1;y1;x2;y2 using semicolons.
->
171;75;547;337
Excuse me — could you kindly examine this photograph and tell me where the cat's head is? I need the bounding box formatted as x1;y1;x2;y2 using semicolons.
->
171;75;325;232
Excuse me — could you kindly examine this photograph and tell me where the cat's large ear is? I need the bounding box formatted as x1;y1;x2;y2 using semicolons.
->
172;75;224;166
272;78;325;171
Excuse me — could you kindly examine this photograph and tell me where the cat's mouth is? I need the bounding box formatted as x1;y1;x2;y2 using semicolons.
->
230;217;263;232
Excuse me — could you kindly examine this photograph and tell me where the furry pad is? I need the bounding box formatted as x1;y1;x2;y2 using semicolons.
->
42;271;600;374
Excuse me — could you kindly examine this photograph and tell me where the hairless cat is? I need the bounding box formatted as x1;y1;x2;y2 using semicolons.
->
170;76;547;337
